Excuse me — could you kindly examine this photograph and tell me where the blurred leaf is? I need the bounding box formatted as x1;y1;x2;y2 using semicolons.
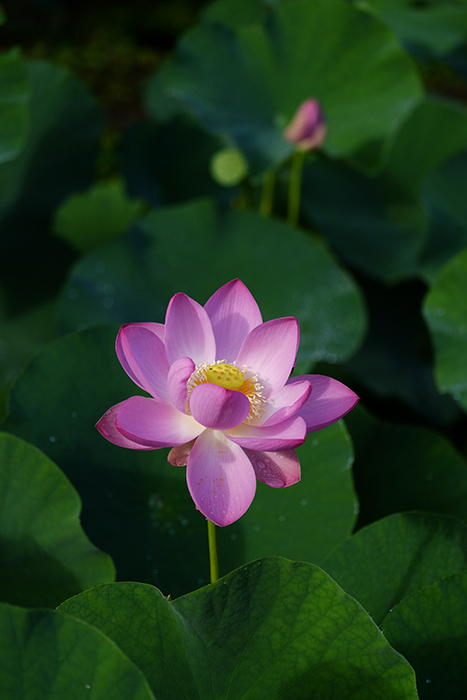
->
346;406;467;528
0;59;103;223
219;421;357;569
383;96;467;196
2;324;359;594
57;199;367;371
0;432;115;608
420;152;467;283
0;603;155;699
201;0;267;28
0;299;56;422
382;571;467;699
0;59;103;312
342;278;459;429
323;511;467;624
302;157;428;282
147;0;422;176
356;0;467;57
119;118;236;206
60;558;418;700
0;48;29;165
53;179;144;253
423;248;467;413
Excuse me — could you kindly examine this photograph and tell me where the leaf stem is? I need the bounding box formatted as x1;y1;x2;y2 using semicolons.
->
287;150;305;227
207;519;219;583
259;170;275;217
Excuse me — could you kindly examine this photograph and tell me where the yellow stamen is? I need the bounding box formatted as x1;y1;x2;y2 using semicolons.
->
186;360;265;421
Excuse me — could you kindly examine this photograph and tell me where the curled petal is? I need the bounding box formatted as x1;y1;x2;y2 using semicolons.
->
168;357;195;413
96;402;154;450
259;380;311;427
116;324;170;402
116;396;203;448
244;448;301;488
288;374;359;432
187;430;256;526
227;415;306;451
189;383;251;430
236;317;299;397
204;279;262;363
168;439;197;466
165;293;216;366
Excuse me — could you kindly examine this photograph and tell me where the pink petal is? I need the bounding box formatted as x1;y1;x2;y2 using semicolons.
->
96;402;154;450
186;430;256;526
136;322;165;342
189;383;251;430
167;357;195;413
244;448;301;488
167;439;197;466
284;99;327;151
236;317;299;397
227;415;306;451
164;293;216;366
204;279;262;363
116;324;170;403
259;380;311;427
288;374;359;431
116;396;203;448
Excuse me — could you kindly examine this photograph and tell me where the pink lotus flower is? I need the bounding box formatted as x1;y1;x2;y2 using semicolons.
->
284;98;327;151
96;280;357;526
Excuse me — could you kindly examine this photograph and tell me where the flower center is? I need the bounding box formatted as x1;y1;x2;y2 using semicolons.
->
186;360;265;421
206;363;244;389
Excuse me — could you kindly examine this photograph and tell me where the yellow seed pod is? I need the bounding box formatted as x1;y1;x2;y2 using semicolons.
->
206;363;244;390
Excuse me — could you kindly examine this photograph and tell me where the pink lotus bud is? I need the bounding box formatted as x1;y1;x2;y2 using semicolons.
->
284;99;327;151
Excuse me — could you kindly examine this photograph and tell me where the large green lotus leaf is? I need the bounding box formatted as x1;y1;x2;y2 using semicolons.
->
2;326;359;593
0;603;155;700
57;199;366;371
301;157;428;282
381;571;467;699
341;277;460;429
147;0;422;176
323;512;467;624
0;48;29;165
52;179;145;253
356;0;467;57
383;96;467;196
346;406;467;528
219;421;357;570
59;558;418;700
423;248;467;413
2;326;210;597
419;152;467;283
0;59;103;313
0;432;115;608
119;118;236;207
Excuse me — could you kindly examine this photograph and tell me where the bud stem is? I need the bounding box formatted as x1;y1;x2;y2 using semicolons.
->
288;150;305;227
259;170;275;217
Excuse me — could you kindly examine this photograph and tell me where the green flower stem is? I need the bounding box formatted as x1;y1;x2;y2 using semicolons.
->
287;150;305;227
207;519;219;583
259;170;275;217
